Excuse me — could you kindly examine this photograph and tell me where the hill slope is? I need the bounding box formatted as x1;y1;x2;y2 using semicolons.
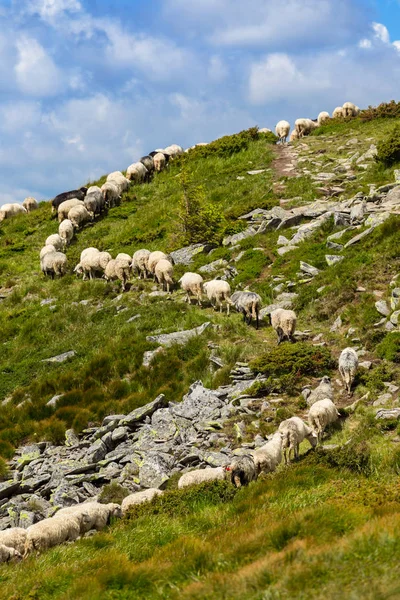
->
0;116;400;599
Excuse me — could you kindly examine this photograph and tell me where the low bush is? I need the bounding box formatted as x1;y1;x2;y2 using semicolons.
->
250;343;335;379
375;125;400;167
360;100;400;122
98;482;130;505
310;439;372;476
376;332;400;363
185;127;276;160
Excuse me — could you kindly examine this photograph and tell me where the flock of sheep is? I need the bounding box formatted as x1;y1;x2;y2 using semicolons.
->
275;101;361;143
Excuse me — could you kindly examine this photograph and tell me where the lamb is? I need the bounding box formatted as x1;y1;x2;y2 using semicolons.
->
101;181;120;207
317;111;330;126
250;432;283;475
203;279;233;314
152;152;166;172
22;196;38;212
179;272;204;305
24;514;81;555
231;291;261;328
74;248;101;280
51;187;87;214
342;102;358;118
0;543;21;563
45;234;64;252
278;416;318;464
104;258;130;291
178;467;225;489
0;528;27;555
58;219;74;246
57;198;84;222
68;204;91;229
290;129;299;142
332;106;344;119
121;489;163;514
40;244;56;260
126;162;148;184
308;398;340;443
0;203;27;222
305;376;334;407
275;120;290;143
132;249;150;279
41;251;68;278
54;502;121;533
155;259;174;292
147;251;167;277
270;308;296;344
226;454;258;488
338;347;358;395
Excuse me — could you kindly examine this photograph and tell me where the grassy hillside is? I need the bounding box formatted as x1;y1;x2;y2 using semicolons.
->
1;115;400;598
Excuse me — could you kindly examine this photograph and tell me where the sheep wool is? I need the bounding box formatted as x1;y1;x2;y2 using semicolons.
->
0;528;27;555
275;120;290;143
147;251;167;275
306;376;334;407
338;347;358;395
22;197;38;213
227;455;258;488
332;106;343;119
24;514;81;555
317;111;330;126
0;203;27;222
308;398;340;443
132;249;151;279
250;432;283;475
155;259;174;292
203;279;233;314
270;308;297;344
68;204;91;229
278;416;317;463
178;467;225;489
58;219;74;246
57;198;84;223
231;291;261;328
121;489;163;514
0;543;21;563
179;272;204;305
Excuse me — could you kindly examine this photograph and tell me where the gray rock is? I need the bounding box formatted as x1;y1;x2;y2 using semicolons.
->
373;393;393;407
87;439;107;463
202;452;230;467
375;300;390;317
375;408;400;420
0;481;20;500
300;262;320;277
326;240;343;251
127;314;141;323
41;298;56;306
139;452;174;488
334;212;351;227
277;246;298;255
146;322;210;347
102;414;125;427
247;169;267;175
344;228;374;248
65;430;79;447
199;259;228;274
384;382;399;394
325;255;344;267
169;243;214;266
330;315;342;332
42;351;76;364
111;427;129;443
51;484;80;507
143;347;164;367
390;311;400;325
385;322;396;331
359;361;372;370
223;227;258;246
123;394;167;427
18;511;36;529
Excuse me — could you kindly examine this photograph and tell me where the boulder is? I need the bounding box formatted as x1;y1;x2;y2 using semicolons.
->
123;394;167;427
146;322;210;347
169;244;213;266
375;300;390;317
325;255;344;266
41;351;76;364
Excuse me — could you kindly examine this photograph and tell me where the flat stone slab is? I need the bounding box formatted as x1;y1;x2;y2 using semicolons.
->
146;322;211;347
42;351;76;364
375;408;400;420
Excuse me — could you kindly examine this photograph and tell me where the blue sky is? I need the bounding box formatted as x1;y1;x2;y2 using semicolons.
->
0;0;400;203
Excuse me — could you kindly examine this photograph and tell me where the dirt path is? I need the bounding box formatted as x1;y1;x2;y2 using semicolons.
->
272;144;299;179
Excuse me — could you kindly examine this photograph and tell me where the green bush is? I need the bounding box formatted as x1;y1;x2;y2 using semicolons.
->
0;457;9;480
186;127;276;159
376;332;400;362
250;343;335;379
98;482;130;505
310;439;372;476
375;126;400;167
360;100;400;122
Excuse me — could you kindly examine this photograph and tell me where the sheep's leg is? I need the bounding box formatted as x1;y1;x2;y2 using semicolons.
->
256;311;259;330
186;292;191;304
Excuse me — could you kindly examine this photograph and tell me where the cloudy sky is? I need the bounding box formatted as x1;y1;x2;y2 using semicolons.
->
1;0;400;203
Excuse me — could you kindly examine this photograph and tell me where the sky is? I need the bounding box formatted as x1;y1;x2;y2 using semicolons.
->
0;0;400;203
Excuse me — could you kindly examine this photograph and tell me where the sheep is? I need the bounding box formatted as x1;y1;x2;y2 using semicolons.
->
259;128;272;134
22;196;38;213
152;152;166;172
24;514;81;555
290;129;299;142
58;219;74;246
308;398;340;443
275;120;290;143
231;291;261;328
295;118;312;138
203;279;233;314
0;543;21;563
178;467;225;489
270;308;296;344
342;102;358;118
86;185;102;195
0;528;27;555
54;502;121;533
147;251;167;277
45;233;64;252
99;251;112;271
317;111;330;126
107;172;130;194
305;376;334;407
40;244;56;260
57;198;84;223
250;432;283;475
0;203;27;222
126;162;148;183
226;455;258;488
84;190;104;218
332;106;344;119
278;416;318;464
132;249;151;279
68;204;91;229
104;258;130;291
101;182;120;208
164;144;184;158
121;489;163;514
139;155;154;177
74;248;101;280
51;187;87;214
339;347;358;395
155;259;174;292
41;251;68;278
179;272;204;305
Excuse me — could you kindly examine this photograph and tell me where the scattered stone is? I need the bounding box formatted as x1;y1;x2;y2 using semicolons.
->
359;361;372;370
373;393;393;407
383;383;399;394
42;351;76;364
247;169;267;175
325;255;344;267
330;316;342;332
300;262;320;277
142;346;164;367
46;394;63;408
169;243;214;266
375;408;400;420
127;314;141;323
375;300;390;317
223;227;258;247
199;259;228;274
390;311;400;325
385;322;395;332
146;322;211;347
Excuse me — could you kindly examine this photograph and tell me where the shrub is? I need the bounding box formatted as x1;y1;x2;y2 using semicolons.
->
360;100;400;122
375;126;400;167
0;457;9;480
186;127;276;159
250;343;335;379
310;439;372;476
98;482;130;505
376;332;400;363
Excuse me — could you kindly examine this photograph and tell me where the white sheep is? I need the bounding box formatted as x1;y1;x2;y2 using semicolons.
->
295;118;312;138
338;347;358;395
270;308;297;344
231;291;261;328
305;376;334;407
104;258;131;291
54;502;121;533
68;204;91;229
99;251;112;271
179;272;204;305
278;416;318;464
0;543;21;563
153;152;166;172
58;219;74;246
290;130;299;142
178;467;225;489
74;248;100;280
155;259;174;292
0;528;27;555
107;172;130;194
39;244;56;260
132;249;151;279
332;106;344;119
57;198;84;223
275;120;290;143
317;111;330;126
147;251;167;277
24;514;81;555
203;279;233;314
0;203;27;222
41;251;68;278
164;144;184;157
121;489;163;514
226;455;258;488
126;162;148;183
101;182;120;207
308;398;340;443
45;234;64;252
250;432;283;475
342;102;358;118
22;197;38;213
259;128;272;134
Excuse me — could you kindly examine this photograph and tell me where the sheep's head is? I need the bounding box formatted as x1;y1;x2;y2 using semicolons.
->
73;263;83;277
307;432;318;448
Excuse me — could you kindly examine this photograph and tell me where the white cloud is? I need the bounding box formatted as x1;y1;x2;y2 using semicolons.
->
208;55;228;82
359;39;372;49
25;0;82;21
393;41;400;52
372;22;390;44
15;36;62;96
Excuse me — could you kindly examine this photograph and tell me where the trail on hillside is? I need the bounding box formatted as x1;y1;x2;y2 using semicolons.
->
271;144;299;179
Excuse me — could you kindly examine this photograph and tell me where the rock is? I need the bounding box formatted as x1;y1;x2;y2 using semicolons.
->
300;262;320;277
330;316;342;332
385;322;396;332
223;226;258;246
277;235;290;246
356;145;377;163
0;482;20;500
123;394;167;427
277;246;298;255
373;393;393;407
46;394;63;408
247;169;267;175
111;427;129;443
142;347;164;367
127;314;141;323
139;452;174;488
334;212;351;227
18;511;36;529
390;311;400;325
87;439;107;463
375;300;390;317
383;383;399;394
325;255;344;267
375;408;400;420
169;243;214;266
146;322;211;347
51;484;80;507
42;351;76;364
326;241;343;251
359;361;372;370
199;259;228;274
65;429;79;447
41;298;56;306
